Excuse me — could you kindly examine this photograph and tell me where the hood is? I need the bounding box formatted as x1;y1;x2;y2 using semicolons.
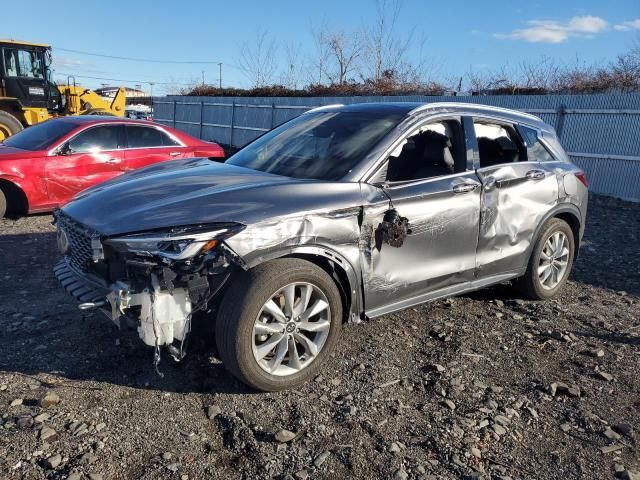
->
0;145;37;160
62;158;362;236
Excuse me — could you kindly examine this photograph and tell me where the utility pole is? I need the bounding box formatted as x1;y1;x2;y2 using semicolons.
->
201;70;205;86
218;62;222;89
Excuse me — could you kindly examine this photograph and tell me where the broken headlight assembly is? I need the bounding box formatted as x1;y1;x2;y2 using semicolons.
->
104;223;245;260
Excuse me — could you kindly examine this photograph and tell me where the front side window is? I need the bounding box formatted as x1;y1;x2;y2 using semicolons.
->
68;126;122;153
126;126;180;148
226;111;403;181
2;48;44;79
474;120;525;168
519;126;556;162
381;119;466;183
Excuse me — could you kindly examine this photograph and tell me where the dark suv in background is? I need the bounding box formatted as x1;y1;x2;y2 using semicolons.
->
53;102;588;391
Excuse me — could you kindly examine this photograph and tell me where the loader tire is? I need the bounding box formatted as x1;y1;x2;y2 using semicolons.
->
0;111;23;141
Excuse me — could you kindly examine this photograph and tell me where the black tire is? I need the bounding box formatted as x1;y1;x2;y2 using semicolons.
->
514;218;575;300
216;258;343;391
0;189;6;219
0;111;23;140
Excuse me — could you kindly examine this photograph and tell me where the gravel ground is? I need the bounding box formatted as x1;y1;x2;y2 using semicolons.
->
0;194;638;480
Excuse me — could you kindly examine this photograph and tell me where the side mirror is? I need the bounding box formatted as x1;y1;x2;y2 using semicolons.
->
57;143;72;156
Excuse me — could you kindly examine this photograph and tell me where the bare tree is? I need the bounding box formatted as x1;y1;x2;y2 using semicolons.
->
518;57;560;91
610;39;640;91
238;29;278;88
161;76;184;95
361;0;414;82
280;42;303;89
326;31;363;84
308;20;331;84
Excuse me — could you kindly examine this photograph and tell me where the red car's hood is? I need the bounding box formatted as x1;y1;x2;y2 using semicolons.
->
0;145;39;160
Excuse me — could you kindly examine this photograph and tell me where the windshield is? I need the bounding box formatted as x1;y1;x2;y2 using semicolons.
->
226;111;403;180
2;120;78;151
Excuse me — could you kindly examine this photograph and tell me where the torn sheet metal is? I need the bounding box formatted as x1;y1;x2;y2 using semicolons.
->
359;179;481;315
225;207;362;267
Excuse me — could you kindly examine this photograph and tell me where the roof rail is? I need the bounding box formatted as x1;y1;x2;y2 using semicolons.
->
304;104;344;114
408;102;542;122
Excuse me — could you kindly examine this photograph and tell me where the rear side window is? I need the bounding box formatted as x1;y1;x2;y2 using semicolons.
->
519;126;556;162
68;125;123;153
474;120;525;168
126;126;180;148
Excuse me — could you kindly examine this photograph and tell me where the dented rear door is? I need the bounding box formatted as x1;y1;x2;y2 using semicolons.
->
472;118;559;278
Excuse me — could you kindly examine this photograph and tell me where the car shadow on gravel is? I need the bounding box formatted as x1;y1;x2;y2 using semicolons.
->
0;323;257;395
0;230;259;395
572;330;640;346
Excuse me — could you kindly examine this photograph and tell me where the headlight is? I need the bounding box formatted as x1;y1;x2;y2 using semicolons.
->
104;223;244;260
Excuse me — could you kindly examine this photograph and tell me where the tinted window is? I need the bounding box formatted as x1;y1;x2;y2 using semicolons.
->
126;126;179;148
68;125;122;153
2;120;77;151
384;120;465;182
519;126;556;162
474;121;525;167
226;111;403;181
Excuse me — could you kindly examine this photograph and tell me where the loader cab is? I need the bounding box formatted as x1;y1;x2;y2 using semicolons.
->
0;40;61;111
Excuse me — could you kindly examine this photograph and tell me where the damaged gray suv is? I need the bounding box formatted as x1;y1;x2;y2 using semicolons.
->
54;103;588;391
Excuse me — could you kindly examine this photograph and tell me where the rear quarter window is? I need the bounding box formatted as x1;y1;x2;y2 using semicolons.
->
126;126;180;148
519;126;556;162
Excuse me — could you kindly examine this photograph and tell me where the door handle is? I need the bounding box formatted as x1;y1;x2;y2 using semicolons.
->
526;169;546;180
105;157;121;164
452;182;479;194
169;152;181;157
483;175;497;190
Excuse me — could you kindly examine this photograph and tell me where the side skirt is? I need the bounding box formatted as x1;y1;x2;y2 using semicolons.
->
365;270;524;319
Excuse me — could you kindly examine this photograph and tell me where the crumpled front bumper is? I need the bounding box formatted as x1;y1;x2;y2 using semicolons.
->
53;259;192;350
53;260;110;306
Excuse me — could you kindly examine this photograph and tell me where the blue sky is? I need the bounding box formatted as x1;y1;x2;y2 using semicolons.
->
3;0;639;93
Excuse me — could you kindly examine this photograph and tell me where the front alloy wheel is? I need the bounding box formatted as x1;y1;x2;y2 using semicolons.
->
252;282;331;376
216;258;342;391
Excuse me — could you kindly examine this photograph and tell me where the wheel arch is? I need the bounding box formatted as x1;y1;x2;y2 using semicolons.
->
239;245;363;323
554;211;581;261
0;177;29;217
527;204;582;264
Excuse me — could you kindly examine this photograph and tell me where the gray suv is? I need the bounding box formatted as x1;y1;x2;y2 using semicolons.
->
53;102;588;391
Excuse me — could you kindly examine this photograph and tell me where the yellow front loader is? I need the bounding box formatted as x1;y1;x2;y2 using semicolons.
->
0;39;126;140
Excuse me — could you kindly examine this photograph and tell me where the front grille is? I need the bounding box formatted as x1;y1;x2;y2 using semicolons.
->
56;213;98;272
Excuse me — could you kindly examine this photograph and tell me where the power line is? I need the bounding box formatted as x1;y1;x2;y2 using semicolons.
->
56;47;239;68
53;72;193;86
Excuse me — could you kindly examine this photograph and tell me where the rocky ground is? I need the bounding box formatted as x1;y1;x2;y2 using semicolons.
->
0;194;638;480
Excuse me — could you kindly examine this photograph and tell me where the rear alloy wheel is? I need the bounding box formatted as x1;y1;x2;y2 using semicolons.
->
0;111;23;141
216;258;342;391
538;231;571;290
515;218;575;300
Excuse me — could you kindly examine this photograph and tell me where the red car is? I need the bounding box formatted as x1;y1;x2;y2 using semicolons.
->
0;116;225;217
